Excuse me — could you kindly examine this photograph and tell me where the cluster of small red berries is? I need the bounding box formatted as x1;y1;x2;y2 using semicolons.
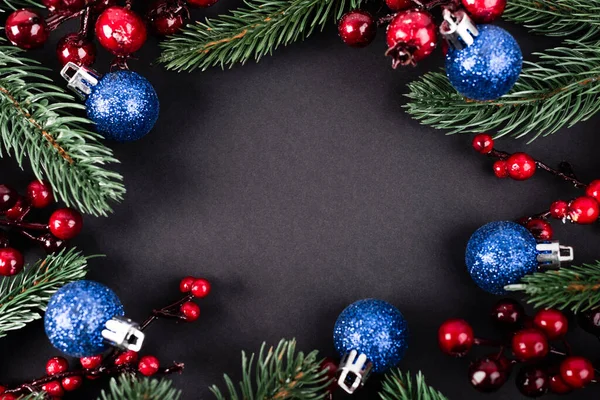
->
439;299;597;397
5;0;217;68
178;276;211;321
337;0;506;67
473;133;600;226
0;182;83;277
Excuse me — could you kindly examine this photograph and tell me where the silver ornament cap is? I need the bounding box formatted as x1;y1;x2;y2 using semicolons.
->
536;241;574;270
337;350;373;394
440;9;479;50
60;61;99;99
101;316;145;352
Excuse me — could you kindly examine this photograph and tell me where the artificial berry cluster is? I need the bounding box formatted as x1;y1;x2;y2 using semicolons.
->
472;134;600;229
0;182;83;277
337;0;506;67
5;0;216;68
439;299;597;397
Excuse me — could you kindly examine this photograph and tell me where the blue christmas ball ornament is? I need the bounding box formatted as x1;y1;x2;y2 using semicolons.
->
466;221;538;295
445;24;522;101
86;70;159;142
333;299;408;374
44;280;125;357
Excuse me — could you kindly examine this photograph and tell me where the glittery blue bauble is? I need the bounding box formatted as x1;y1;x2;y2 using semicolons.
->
44;280;125;357
333;299;408;373
86;70;159;142
466;221;538;295
445;25;522;101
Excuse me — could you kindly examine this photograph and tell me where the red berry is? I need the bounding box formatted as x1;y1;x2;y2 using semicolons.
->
512;329;548;361
516;366;548;397
26;181;54;209
179;276;196;292
338;10;376;48
385;10;437;67
187;0;219;7
568;196;599;224
385;0;413;11
49;208;83;240
0;395;16;400
46;356;69;375
560;356;595;389
533;309;568;340
0;185;18;212
138;355;160;376
506;152;536;181
550;200;569;219
147;0;189;36
114;350;138;366
80;355;103;369
95;6;147;56
461;0;506;23
42;0;62;11
5;197;28;220
586;180;600;202
490;298;525;328
577;308;600;336
41;381;64;397
525;219;553;241
549;373;572;394
320;358;339;392
0;248;24;277
5;9;49;49
39;233;67;254
61;375;83;391
438;319;474;357
91;0;117;13
493;160;508;178
61;0;86;11
181;301;200;321
190;278;211;298
57;33;97;67
0;385;5;393
468;357;508;392
472;134;494;154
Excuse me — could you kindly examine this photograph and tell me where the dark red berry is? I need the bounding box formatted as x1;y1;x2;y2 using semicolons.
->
138;355;160;376
95;6;147;56
516;366;548;397
320;358;339;393
0;395;16;400
568;196;599;224
187;0;219;7
41;380;64;397
46;356;69;375
550;200;569;219
472;134;494;154
493;160;508;178
468;357;508;392
549;373;572;394
62;375;83;391
560;356;595;389
461;0;506;23
506;152;536;181
385;0;413;11
57;33;97;67
39;233;67;254
5;197;28;220
577;308;600;336
586;180;600;202
61;0;86;11
80;355;103;369
5;9;49;49
91;0;117;13
491;298;525;328
26;180;54;208
114;350;138;366
147;0;189;36
338;10;376;48
42;0;62;11
49;208;83;240
525;219;553;241
533;309;568;340
438;319;474;357
0;248;24;277
385;10;437;67
512;329;548;361
190;278;211;298
181;301;200;321
0;185;18;212
179;276;196;292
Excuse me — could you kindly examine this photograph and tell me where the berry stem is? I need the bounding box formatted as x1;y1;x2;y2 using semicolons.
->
46;9;87;31
0;218;48;231
140;293;194;330
79;7;92;37
473;337;503;347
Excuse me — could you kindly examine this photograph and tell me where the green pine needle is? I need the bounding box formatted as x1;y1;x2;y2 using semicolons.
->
0;248;91;337
379;370;448;400
98;375;181;400
506;261;600;312
0;0;42;10
159;0;363;72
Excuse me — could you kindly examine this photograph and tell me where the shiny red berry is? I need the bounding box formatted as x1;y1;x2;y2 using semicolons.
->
80;355;103;369
461;0;506;22
190;278;211;298
187;0;219;7
491;298;525;328
320;358;339;393
147;0;189;36
179;276;196;292
138;355;160;376
516;366;548;397
472;134;494;154
62;375;83;391
493;160;508;178
560;356;595;389
57;33;97;67
568;196;599;224
49;208;83;240
114;350;138;366
0;185;19;212
5;9;49;49
0;395;16;400
506;152;536;181
525;219;553;241
468;357;508;392
46;356;69;375
586;179;600;202
41;381;64;397
533;309;568;340
512;329;548;361
181;301;200;321
5;197;28;220
385;10;437;67
42;0;62;11
385;0;413;11
95;6;147;56
338;10;376;48
39;233;67;254
549;373;572;394
438;319;474;357
26;180;54;208
550;200;569;219
0;248;24;277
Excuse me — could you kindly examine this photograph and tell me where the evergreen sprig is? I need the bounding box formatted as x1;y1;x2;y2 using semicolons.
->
0;248;91;337
210;339;331;400
379;370;448;400
404;41;600;141
159;0;363;72
0;43;124;216
98;375;181;400
506;261;600;312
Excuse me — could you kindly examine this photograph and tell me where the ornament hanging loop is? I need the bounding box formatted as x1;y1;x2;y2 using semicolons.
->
102;316;145;352
337;350;373;394
60;61;99;99
440;9;479;50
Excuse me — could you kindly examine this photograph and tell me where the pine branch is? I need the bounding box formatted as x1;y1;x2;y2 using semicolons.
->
379;370;448;400
0;43;125;216
405;41;600;141
98;375;181;400
504;0;600;41
159;0;363;72
505;261;600;312
210;339;331;400
0;0;42;11
0;248;91;337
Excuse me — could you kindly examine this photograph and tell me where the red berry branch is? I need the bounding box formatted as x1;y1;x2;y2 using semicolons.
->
0;276;211;398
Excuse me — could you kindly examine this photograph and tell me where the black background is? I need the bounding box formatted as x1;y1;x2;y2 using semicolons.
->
2;2;600;399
